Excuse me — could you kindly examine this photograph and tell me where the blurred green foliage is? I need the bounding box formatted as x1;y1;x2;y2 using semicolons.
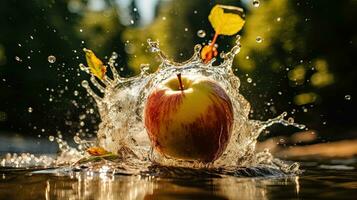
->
0;0;356;141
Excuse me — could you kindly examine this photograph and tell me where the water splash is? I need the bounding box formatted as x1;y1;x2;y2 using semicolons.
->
1;37;305;176
75;36;305;173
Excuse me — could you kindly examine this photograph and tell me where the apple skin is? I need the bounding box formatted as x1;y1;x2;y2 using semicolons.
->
144;75;234;162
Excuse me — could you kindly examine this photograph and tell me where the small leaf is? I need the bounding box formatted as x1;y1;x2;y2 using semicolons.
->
86;146;110;156
208;5;245;36
83;48;107;79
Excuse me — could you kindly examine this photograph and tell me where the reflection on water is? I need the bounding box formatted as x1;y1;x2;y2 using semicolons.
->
0;170;288;200
1;160;356;200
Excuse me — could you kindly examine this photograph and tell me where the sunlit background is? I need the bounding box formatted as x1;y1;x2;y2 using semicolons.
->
0;0;356;156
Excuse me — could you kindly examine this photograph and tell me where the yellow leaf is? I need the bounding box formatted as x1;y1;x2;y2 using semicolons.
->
86;146;109;156
200;45;218;63
208;5;245;36
83;48;107;79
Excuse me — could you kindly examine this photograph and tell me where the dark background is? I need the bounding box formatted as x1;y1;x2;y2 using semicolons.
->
0;0;356;151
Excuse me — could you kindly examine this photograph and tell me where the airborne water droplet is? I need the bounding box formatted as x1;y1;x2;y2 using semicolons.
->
111;52;118;59
256;36;263;43
81;80;89;88
48;136;54;142
28;107;33;113
15;56;22;62
48;55;56;63
197;30;206;38
344;95;351;100
73;136;81;144
287;117;294;124
253;0;260;8
247;78;252;83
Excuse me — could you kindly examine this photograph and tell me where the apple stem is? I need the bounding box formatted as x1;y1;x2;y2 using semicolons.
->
177;73;184;91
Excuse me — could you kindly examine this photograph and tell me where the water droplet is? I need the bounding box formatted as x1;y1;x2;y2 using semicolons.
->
28;107;33;113
30;35;34;40
247;78;252;83
256;36;263;43
48;136;55;142
73;136;81;144
15;56;22;62
197;30;206;38
236;34;241;41
245;56;250;60
162;16;166;20
111;52;118;60
276;17;281;22
79;29;83;32
79;63;89;74
133;8;137;12
74;90;79;96
184;28;188;32
48;55;56;63
344;95;351;100
194;44;202;53
130;20;134;24
81;80;89;88
253;0;260;7
287;117;294;124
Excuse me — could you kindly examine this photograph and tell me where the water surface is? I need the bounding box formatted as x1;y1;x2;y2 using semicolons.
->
1;159;356;200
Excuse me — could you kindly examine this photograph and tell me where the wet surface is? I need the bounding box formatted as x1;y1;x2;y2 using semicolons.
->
0;159;356;200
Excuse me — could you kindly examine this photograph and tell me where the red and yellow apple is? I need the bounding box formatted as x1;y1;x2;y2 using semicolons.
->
144;74;233;162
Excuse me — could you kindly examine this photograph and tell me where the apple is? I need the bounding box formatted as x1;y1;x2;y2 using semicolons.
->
144;74;234;162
